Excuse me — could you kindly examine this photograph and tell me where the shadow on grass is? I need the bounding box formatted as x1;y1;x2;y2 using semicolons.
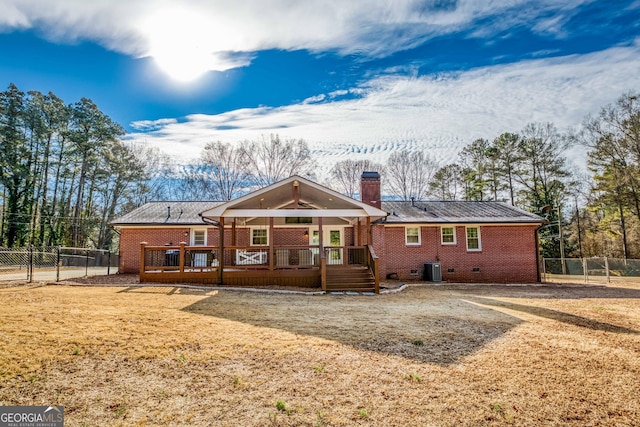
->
182;290;523;366
117;286;214;296
441;284;640;300
464;297;639;335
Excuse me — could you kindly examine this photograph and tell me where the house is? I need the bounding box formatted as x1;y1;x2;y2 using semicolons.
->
112;173;545;292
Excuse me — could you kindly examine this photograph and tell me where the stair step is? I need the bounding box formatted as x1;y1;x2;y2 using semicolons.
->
325;265;376;293
326;288;376;293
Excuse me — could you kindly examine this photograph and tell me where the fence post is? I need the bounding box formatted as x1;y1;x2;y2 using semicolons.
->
604;256;610;283
583;257;587;284
107;250;111;276
542;257;546;283
28;245;33;283
56;246;61;282
85;250;89;276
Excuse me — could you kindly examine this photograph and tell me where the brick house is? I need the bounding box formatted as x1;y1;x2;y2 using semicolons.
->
112;174;545;291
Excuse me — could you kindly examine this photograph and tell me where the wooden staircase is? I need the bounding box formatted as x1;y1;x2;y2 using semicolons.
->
325;266;376;293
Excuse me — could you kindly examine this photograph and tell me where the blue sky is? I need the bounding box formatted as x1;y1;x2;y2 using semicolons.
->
1;0;640;173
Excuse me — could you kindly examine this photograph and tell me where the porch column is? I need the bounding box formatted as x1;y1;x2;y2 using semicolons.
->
231;219;236;266
269;217;274;271
356;218;361;246
318;217;324;253
219;217;224;285
366;216;371;245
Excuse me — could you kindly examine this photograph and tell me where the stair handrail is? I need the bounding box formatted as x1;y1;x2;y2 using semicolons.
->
367;244;380;294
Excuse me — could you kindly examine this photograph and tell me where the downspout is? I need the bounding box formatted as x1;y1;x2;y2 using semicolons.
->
534;222;547;283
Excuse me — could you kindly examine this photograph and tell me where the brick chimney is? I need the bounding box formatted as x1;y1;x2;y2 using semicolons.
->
360;171;381;209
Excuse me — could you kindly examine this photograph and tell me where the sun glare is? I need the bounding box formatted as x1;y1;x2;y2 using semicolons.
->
143;9;217;82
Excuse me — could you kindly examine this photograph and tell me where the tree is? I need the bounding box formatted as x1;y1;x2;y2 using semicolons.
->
458;138;492;201
0;83;149;249
201;141;250;200
241;134;313;187
0;84;29;247
328;159;384;198
67;98;125;246
515;123;571;211
582;92;640;258
492;132;521;205
429;164;462;200
385;150;438;201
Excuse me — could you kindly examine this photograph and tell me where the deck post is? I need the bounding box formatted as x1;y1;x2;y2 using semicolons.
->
219;217;224;285
320;255;327;292
179;242;186;274
139;242;148;282
318;217;324;256
373;256;380;294
269;217;274;271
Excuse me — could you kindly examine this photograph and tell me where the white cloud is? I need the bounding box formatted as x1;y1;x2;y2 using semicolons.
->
1;0;593;73
126;41;640;176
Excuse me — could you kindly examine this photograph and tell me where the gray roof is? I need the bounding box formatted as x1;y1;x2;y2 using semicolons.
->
381;200;544;224
111;201;223;225
112;199;544;226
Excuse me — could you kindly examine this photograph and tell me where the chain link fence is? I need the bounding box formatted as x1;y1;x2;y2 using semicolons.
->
0;246;119;282
542;257;640;285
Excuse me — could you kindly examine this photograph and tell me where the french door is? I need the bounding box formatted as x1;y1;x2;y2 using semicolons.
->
311;227;343;265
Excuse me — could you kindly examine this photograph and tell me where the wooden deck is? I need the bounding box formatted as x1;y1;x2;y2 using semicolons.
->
138;243;379;292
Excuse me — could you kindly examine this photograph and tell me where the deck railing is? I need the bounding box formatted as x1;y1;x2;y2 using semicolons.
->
367;244;380;294
323;246;367;266
139;243;378;291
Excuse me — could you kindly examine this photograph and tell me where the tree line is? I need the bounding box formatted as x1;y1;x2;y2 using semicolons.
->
1;82;638;259
0;84;145;249
324;93;640;260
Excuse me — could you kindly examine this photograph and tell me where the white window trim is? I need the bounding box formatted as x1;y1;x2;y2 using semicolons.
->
405;226;421;246
440;226;456;245
250;227;269;246
191;228;207;246
465;226;482;251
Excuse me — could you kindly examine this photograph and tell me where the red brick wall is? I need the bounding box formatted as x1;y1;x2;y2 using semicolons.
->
119;227;194;273
373;224;539;283
120;223;540;282
119;226;331;273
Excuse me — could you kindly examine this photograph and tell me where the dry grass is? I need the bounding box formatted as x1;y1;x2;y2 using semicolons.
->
0;278;639;426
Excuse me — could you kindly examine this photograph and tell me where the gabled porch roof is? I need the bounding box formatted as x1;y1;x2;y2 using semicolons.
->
200;175;387;221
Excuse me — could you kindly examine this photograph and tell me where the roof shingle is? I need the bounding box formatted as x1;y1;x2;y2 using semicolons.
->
111;201;223;225
381;200;544;224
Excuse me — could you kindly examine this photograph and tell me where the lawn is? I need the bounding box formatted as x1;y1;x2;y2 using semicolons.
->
0;279;639;426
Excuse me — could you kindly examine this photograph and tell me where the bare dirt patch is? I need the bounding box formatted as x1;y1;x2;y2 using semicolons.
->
0;280;638;426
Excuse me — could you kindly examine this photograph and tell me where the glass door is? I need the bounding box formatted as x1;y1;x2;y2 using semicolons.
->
311;228;343;265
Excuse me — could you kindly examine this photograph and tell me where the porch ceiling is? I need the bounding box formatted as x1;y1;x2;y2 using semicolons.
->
219;209;371;218
200;176;387;221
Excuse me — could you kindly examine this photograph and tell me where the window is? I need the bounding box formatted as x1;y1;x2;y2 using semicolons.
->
192;229;206;246
466;227;481;251
251;228;268;246
441;227;456;245
405;227;421;245
285;217;312;224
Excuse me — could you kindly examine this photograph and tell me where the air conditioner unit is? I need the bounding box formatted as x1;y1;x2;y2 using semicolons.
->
423;262;442;282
